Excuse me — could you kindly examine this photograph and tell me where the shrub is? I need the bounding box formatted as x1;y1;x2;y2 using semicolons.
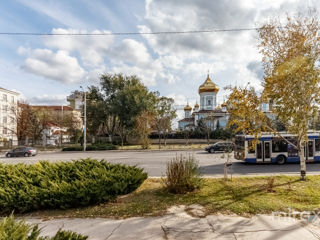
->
163;154;202;194
0;159;147;213
62;143;118;151
0;214;88;240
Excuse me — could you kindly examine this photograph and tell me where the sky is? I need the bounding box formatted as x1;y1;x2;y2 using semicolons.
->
0;0;319;119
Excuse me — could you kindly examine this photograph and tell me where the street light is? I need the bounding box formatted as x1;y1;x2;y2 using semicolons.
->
80;86;87;152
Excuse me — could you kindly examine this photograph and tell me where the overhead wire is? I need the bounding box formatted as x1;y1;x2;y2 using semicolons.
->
0;27;261;36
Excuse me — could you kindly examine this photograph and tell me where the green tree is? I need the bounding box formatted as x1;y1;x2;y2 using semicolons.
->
90;74;156;146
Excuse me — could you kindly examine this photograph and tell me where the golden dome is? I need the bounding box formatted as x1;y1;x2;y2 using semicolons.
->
198;74;219;94
221;102;227;107
184;104;192;111
216;105;222;110
194;103;199;108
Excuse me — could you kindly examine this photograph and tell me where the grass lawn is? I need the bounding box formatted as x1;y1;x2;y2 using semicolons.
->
21;175;320;219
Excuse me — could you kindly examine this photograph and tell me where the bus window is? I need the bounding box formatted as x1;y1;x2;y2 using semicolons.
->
272;138;287;152
248;140;255;154
315;139;320;152
235;136;245;150
287;137;298;157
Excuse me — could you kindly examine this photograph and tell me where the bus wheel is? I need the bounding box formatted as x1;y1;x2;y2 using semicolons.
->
276;155;286;165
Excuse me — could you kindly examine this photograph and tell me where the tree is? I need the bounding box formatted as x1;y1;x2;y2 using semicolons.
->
135;111;155;149
154;94;177;149
86;86;115;143
258;12;320;180
88;74;157;146
226;85;269;139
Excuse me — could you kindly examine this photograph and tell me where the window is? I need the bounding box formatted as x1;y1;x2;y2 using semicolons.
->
3;128;7;134
247;140;256;154
207;100;212;106
3;94;7;102
315;139;320;152
10;117;14;124
2;105;7;112
3;117;7;124
235;136;245;151
287;137;298;157
272;138;287;152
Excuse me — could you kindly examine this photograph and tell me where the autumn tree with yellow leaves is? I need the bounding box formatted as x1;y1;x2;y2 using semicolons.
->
227;12;320;180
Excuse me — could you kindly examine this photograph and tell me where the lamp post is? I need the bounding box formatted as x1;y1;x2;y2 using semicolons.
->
80;86;87;151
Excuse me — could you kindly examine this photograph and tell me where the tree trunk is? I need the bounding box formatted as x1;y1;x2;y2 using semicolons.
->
158;131;161;149
299;140;306;180
164;133;167;146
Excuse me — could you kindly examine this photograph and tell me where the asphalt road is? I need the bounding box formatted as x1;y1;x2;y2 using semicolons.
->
1;150;320;177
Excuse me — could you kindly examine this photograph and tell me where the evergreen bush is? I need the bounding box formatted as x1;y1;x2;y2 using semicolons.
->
0;214;88;240
0;159;147;213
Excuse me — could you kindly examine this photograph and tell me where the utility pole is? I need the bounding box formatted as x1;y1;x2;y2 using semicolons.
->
84;90;87;151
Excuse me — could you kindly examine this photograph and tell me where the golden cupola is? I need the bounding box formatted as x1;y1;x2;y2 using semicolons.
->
184;104;192;111
198;74;219;94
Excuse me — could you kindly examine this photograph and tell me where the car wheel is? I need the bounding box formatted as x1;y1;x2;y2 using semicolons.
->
276;155;286;165
6;153;11;158
24;152;30;157
209;148;215;153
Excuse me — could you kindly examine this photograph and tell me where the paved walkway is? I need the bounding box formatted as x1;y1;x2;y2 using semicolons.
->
26;205;320;240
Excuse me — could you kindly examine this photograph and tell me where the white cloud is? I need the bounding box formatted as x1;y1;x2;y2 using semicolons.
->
111;64;159;86
44;28;114;67
109;39;152;66
20;48;86;84
28;94;67;105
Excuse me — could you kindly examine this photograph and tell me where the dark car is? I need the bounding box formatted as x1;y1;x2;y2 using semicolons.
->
205;142;234;153
6;147;37;157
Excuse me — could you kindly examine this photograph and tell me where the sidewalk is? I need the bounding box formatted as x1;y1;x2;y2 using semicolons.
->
26;205;320;240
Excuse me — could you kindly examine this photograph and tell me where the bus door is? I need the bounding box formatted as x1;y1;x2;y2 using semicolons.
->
304;140;314;162
256;141;271;163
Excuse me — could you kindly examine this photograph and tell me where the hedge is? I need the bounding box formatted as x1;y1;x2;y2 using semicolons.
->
62;143;118;151
0;159;147;213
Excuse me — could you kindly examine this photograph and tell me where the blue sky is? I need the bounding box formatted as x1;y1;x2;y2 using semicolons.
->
0;0;319;117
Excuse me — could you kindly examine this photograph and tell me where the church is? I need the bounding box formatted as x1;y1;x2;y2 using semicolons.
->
178;73;229;130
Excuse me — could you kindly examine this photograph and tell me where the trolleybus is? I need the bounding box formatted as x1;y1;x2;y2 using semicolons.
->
234;132;320;164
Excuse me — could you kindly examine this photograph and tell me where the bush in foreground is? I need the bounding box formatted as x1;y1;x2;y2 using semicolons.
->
163;154;202;194
62;143;118;151
0;214;87;240
0;159;147;213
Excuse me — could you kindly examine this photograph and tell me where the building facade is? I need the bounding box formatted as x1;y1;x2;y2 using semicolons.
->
0;87;19;144
178;74;229;130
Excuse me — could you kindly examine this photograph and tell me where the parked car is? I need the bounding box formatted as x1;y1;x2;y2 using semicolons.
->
205;142;234;153
6;147;37;157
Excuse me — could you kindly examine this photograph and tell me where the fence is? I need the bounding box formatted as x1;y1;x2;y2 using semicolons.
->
0;139;79;150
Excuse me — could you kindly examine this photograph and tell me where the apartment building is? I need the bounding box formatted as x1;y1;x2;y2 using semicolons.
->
0;87;19;144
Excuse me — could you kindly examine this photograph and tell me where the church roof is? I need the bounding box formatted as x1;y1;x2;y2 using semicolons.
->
198;74;219;94
178;117;194;122
184;104;192;111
